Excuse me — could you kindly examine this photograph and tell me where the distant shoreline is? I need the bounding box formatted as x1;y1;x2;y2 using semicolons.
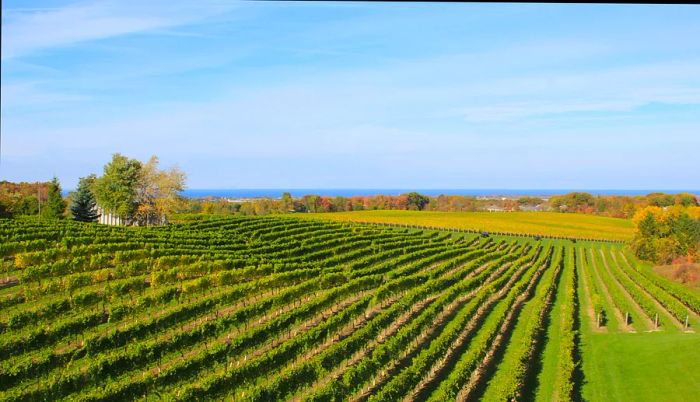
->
180;188;700;199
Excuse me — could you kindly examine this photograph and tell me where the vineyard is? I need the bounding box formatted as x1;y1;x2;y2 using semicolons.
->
0;215;698;401
301;210;635;242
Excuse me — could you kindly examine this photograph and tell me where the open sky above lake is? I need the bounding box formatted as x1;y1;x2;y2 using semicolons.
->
2;1;699;189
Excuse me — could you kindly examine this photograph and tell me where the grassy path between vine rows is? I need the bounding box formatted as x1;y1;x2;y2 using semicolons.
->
578;329;700;401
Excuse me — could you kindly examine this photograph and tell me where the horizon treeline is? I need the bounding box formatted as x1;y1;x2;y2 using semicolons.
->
179;191;698;218
3;180;697;220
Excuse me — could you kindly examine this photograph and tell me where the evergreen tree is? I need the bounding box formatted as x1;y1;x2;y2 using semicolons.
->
42;176;66;219
71;175;100;222
0;202;10;218
638;212;660;238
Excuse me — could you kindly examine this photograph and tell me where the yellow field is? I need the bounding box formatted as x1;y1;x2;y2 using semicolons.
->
300;210;634;241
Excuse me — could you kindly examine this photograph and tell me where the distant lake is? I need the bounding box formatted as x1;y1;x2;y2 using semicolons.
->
180;189;699;199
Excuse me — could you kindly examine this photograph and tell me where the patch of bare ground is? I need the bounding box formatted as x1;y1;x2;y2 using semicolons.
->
0;275;18;289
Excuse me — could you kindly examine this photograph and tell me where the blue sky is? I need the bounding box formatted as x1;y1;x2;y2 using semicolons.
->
2;1;699;190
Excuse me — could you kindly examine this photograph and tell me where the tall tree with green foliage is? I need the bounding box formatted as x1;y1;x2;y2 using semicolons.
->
632;206;700;263
70;175;100;222
93;153;143;220
42;176;66;219
281;192;294;212
0;202;10;218
406;192;430;210
90;154;185;225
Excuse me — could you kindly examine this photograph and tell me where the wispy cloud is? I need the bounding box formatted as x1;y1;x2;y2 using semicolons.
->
430;58;700;122
1;0;235;60
2;2;699;188
0;81;89;107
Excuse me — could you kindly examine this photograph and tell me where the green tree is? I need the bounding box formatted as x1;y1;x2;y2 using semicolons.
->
42;176;66;219
93;153;143;220
332;196;348;212
638;212;660;238
302;195;322;213
12;196;39;216
550;192;595;213
0;201;10;218
647;193;675;207
595;197;609;214
406;192;430;211
70;175;99;222
632;212;660;262
281;192;294;212
676;193;698;207
672;212;700;256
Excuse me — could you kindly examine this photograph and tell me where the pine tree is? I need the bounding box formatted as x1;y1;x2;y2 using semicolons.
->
43;176;66;219
71;175;100;222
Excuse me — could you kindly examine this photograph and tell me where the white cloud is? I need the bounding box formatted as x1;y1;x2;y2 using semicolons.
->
2;4;699;188
1;0;236;60
432;59;700;122
1;81;89;107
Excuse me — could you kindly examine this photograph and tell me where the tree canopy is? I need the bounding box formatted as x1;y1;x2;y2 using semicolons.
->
134;156;186;225
93;154;142;219
42;177;66;219
631;205;700;264
70;175;99;222
405;192;430;211
92;153;186;225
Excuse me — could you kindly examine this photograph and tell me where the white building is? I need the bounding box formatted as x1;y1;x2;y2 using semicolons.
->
96;206;127;226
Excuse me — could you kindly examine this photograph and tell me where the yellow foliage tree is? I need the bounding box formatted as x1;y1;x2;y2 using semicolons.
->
134;156;187;226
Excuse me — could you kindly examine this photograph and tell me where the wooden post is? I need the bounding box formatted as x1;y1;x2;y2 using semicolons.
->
597;313;601;328
625;312;629;326
685;315;689;329
654;314;659;329
37;182;41;216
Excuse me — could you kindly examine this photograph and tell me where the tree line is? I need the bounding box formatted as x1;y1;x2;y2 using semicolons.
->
0;153;185;225
0;179;65;219
549;191;698;218
178;191;698;218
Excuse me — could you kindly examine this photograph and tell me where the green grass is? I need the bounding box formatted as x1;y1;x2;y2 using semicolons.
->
300;210;634;241
576;244;700;401
579;331;700;401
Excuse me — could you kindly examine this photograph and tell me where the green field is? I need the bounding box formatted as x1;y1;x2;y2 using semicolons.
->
300;210;634;241
1;215;698;401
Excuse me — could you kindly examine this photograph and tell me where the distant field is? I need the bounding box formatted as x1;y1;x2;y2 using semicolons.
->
301;210;634;241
